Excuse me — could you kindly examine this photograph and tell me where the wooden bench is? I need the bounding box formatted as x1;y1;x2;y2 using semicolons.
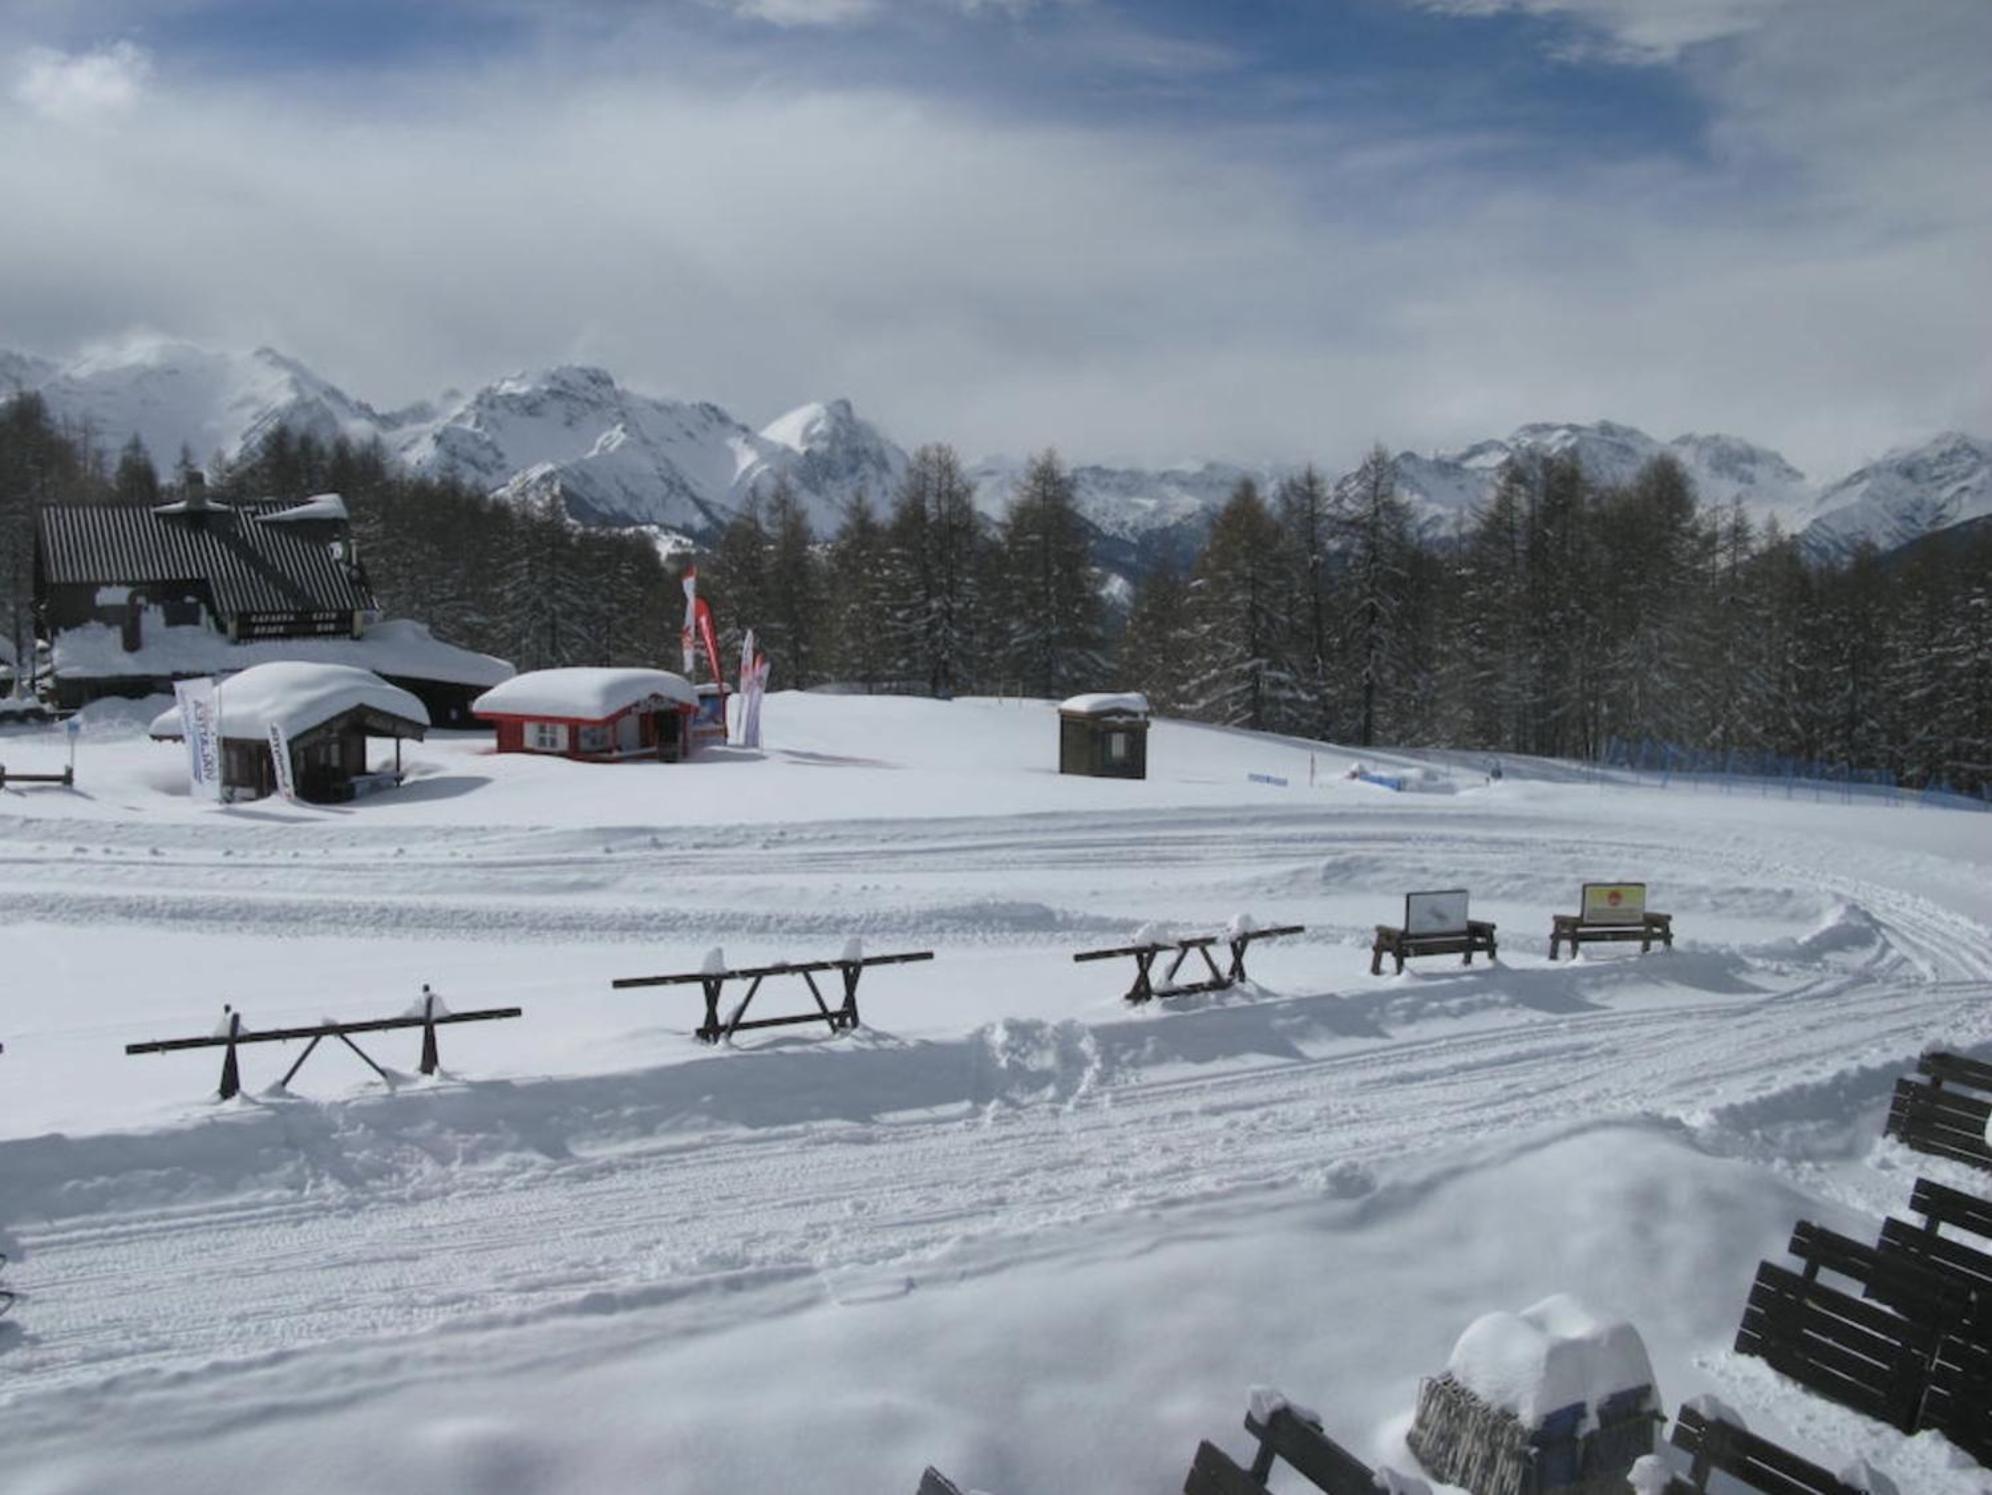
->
1657;1403;1866;1494
0;764;73;788
125;990;523;1100
1879;1178;1992;1315
613;950;935;1043
1733;1257;1935;1434
1886;1052;1992;1171
1183;1400;1385;1495
1784;1217;1983;1347
1548;882;1672;960
1370;888;1497;975
1073;924;1305;1004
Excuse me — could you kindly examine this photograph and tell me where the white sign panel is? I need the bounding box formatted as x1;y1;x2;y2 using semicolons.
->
1406;889;1471;936
268;722;298;802
173;678;223;802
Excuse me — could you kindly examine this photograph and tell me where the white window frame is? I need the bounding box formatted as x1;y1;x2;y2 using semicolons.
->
527;721;570;753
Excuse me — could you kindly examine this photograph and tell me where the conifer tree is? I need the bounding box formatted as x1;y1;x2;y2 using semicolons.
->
994;450;1104;698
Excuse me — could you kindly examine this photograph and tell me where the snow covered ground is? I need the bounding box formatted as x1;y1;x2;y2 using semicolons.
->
0;694;1989;1493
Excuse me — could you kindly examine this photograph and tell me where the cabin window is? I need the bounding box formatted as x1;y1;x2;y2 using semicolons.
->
1107;731;1129;763
527;721;569;753
578;724;611;754
162;598;202;627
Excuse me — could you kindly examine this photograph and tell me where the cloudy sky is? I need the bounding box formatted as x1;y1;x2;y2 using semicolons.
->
1;0;1987;474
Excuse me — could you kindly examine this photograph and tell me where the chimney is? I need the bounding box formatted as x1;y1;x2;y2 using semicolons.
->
183;471;210;511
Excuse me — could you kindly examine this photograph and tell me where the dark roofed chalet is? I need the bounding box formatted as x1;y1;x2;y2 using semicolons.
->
36;485;374;645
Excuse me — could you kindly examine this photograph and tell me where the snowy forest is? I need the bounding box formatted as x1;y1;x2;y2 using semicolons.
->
3;390;1988;794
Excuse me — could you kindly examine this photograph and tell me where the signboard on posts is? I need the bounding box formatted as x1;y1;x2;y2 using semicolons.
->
1582;882;1646;926
1405;889;1471;936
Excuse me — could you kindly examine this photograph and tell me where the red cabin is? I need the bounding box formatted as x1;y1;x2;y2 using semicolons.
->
472;667;702;762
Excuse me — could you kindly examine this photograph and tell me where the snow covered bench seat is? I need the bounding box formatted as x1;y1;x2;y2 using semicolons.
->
1370;889;1497;976
1647;1403;1878;1494
1885;1051;1992;1172
1184;1392;1419;1495
1548;883;1672;960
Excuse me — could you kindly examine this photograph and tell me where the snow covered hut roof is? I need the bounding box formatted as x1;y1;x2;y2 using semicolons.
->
472;667;699;722
1446;1294;1655;1429
54;617;513;689
150;662;430;741
1059;692;1150;718
254;493;349;523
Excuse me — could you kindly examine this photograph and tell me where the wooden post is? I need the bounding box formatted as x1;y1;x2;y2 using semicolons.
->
219;1006;242;1100
698;975;724;1043
419;986;440;1075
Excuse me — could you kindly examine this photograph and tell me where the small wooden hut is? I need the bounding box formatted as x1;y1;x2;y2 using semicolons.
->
472;668;701;763
1058;693;1150;780
149;662;429;803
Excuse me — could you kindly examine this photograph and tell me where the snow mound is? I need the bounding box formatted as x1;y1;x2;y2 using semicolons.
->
1445;1293;1655;1429
1059;692;1149;717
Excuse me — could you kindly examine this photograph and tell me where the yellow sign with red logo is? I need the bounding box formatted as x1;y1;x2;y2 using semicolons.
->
1582;882;1646;926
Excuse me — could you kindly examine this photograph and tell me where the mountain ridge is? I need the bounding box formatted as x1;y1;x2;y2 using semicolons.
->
4;338;1984;566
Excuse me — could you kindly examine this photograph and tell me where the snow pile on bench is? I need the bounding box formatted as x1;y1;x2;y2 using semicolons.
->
1407;1293;1660;1495
149;662;429;741
1058;692;1149;717
473;667;698;721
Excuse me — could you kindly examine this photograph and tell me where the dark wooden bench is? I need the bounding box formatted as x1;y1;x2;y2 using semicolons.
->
0;764;73;788
1183;1399;1383;1495
1548;882;1672;960
1784;1216;1984;1346
1886;1052;1992;1171
1880;1178;1992;1315
1657;1403;1865;1494
613;950;935;1043
125;990;524;1100
1370;888;1497;975
1922;1330;1992;1465
1073;924;1305;1004
1734;1257;1936;1434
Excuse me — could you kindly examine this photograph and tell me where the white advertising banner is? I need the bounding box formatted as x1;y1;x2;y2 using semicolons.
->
268;722;298;802
173;678;223;802
1405;889;1471;936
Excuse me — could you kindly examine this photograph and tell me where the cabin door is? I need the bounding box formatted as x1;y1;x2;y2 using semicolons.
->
616;711;642;755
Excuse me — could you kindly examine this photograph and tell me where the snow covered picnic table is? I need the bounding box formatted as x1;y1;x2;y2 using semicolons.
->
611;947;937;1043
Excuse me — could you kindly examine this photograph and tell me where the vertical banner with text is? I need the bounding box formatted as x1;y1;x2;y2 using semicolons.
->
268;722;298;802
173;678;223;802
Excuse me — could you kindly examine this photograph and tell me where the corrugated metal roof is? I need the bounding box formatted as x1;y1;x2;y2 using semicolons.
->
37;502;376;618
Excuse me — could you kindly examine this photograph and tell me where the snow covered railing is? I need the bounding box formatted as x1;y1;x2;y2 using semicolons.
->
611;946;936;1044
1885;1050;1992;1172
1184;1391;1423;1495
1371;889;1498;976
1649;1402;1882;1494
1071;921;1305;1004
123;988;524;1100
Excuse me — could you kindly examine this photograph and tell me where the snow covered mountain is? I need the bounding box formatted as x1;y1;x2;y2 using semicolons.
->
1390;421;1816;535
1796;432;1992;558
3;338;1983;562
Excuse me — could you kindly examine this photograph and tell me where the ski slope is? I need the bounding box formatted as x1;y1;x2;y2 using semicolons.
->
0;695;1988;1494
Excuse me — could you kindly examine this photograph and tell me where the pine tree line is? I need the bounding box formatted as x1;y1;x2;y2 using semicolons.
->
5;391;1987;794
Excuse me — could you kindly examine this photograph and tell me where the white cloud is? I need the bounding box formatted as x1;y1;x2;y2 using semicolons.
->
14;40;151;124
0;1;1983;478
1411;0;1791;61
